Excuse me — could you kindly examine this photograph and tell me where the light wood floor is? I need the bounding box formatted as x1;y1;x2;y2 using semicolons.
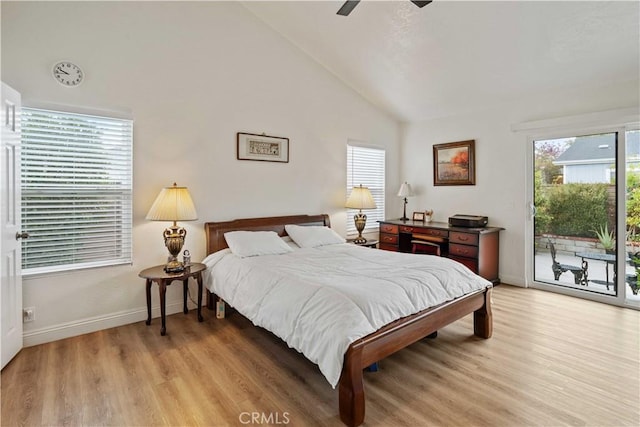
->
1;285;639;426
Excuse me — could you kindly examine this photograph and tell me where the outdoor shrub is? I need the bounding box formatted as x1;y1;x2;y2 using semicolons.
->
627;170;640;240
546;183;609;238
627;186;640;220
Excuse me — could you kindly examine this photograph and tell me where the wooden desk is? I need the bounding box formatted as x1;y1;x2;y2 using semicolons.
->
378;219;503;283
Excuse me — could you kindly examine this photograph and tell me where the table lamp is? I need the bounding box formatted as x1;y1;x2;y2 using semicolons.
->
346;184;377;244
397;182;414;221
146;183;198;272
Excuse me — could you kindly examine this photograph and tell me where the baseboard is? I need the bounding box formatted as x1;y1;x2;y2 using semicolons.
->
497;274;526;287
23;301;198;347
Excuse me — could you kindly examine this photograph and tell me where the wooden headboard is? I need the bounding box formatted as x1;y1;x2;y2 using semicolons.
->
204;214;331;256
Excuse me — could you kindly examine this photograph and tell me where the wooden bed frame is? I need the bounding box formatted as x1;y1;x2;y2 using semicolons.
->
204;214;493;427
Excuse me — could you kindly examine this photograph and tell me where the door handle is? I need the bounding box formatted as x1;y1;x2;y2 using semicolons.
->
15;232;30;240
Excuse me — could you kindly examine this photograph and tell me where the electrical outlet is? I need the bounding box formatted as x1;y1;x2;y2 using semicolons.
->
23;307;35;323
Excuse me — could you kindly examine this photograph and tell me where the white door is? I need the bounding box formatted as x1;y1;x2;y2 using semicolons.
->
1;82;23;368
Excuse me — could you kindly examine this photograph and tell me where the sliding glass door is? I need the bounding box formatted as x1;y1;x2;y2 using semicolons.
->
532;129;640;305
624;129;640;304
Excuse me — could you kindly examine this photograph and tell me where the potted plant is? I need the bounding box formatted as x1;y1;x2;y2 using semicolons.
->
595;224;615;254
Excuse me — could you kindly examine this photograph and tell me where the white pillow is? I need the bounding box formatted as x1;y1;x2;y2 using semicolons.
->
284;224;346;248
224;231;293;258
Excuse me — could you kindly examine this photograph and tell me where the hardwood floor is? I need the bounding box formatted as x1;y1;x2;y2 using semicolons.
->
1;285;638;426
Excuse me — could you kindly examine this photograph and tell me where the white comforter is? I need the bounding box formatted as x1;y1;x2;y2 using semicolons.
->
202;243;492;388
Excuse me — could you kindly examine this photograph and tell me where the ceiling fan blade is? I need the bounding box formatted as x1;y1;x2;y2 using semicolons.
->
411;1;432;7
337;0;360;16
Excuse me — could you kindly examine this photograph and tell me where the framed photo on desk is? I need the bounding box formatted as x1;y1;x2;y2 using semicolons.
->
412;211;425;221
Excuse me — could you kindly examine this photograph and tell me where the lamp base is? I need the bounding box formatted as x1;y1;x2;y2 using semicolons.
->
163;225;187;273
164;258;185;273
400;197;409;221
353;212;368;244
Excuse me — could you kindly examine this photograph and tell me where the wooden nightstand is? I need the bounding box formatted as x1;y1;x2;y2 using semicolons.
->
138;262;206;336
348;239;379;248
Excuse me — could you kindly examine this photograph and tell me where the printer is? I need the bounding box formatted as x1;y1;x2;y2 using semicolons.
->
448;214;488;228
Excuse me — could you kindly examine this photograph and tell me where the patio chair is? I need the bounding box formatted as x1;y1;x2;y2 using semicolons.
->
625;252;640;295
625;274;639;295
548;240;587;285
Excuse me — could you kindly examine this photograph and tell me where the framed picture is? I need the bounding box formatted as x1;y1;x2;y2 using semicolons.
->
412;211;425;221
433;140;475;186
237;132;289;163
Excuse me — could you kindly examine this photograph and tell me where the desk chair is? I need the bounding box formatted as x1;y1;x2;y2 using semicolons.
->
411;233;444;256
411;233;444;340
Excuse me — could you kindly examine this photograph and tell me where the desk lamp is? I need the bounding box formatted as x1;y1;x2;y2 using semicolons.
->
397;182;414;221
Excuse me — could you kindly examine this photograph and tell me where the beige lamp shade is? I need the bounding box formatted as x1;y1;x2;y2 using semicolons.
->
397;182;414;197
346;184;377;210
146;183;198;224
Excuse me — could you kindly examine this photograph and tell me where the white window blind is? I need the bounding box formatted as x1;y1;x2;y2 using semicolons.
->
21;108;133;274
347;144;385;236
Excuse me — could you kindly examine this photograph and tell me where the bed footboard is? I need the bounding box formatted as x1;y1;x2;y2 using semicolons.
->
473;288;493;338
338;287;492;427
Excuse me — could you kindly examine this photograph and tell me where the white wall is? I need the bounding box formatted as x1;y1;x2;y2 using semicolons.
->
1;2;400;345
401;79;640;286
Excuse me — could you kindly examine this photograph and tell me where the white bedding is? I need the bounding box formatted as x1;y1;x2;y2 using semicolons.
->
202;243;492;388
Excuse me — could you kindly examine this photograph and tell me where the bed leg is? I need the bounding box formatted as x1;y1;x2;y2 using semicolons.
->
339;348;365;427
473;288;493;339
206;290;215;310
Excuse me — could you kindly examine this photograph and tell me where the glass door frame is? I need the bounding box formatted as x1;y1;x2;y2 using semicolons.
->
525;119;640;309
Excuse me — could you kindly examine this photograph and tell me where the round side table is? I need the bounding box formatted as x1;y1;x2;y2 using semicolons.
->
348;239;379;248
138;262;206;336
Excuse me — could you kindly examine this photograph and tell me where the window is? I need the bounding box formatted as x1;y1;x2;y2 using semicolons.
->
21;108;133;274
347;143;385;236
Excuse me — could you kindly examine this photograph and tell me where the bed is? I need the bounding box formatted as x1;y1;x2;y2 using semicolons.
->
203;214;493;426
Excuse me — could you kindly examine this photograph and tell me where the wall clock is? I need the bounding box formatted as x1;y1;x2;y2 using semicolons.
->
52;61;84;86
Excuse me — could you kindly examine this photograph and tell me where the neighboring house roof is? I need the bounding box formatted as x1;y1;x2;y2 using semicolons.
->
554;133;640;165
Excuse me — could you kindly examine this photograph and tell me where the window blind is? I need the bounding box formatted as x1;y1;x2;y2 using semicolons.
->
21;108;133;274
347;144;385;236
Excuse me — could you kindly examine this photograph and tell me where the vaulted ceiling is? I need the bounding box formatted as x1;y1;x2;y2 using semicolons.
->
243;1;640;122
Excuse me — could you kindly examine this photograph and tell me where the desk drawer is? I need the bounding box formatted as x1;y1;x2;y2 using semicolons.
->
449;243;479;258
380;224;399;234
380;233;398;245
417;228;448;239
450;231;479;246
449;255;478;273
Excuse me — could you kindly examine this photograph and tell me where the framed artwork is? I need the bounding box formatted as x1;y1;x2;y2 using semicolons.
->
433;140;475;186
237;132;289;163
412;211;425;221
